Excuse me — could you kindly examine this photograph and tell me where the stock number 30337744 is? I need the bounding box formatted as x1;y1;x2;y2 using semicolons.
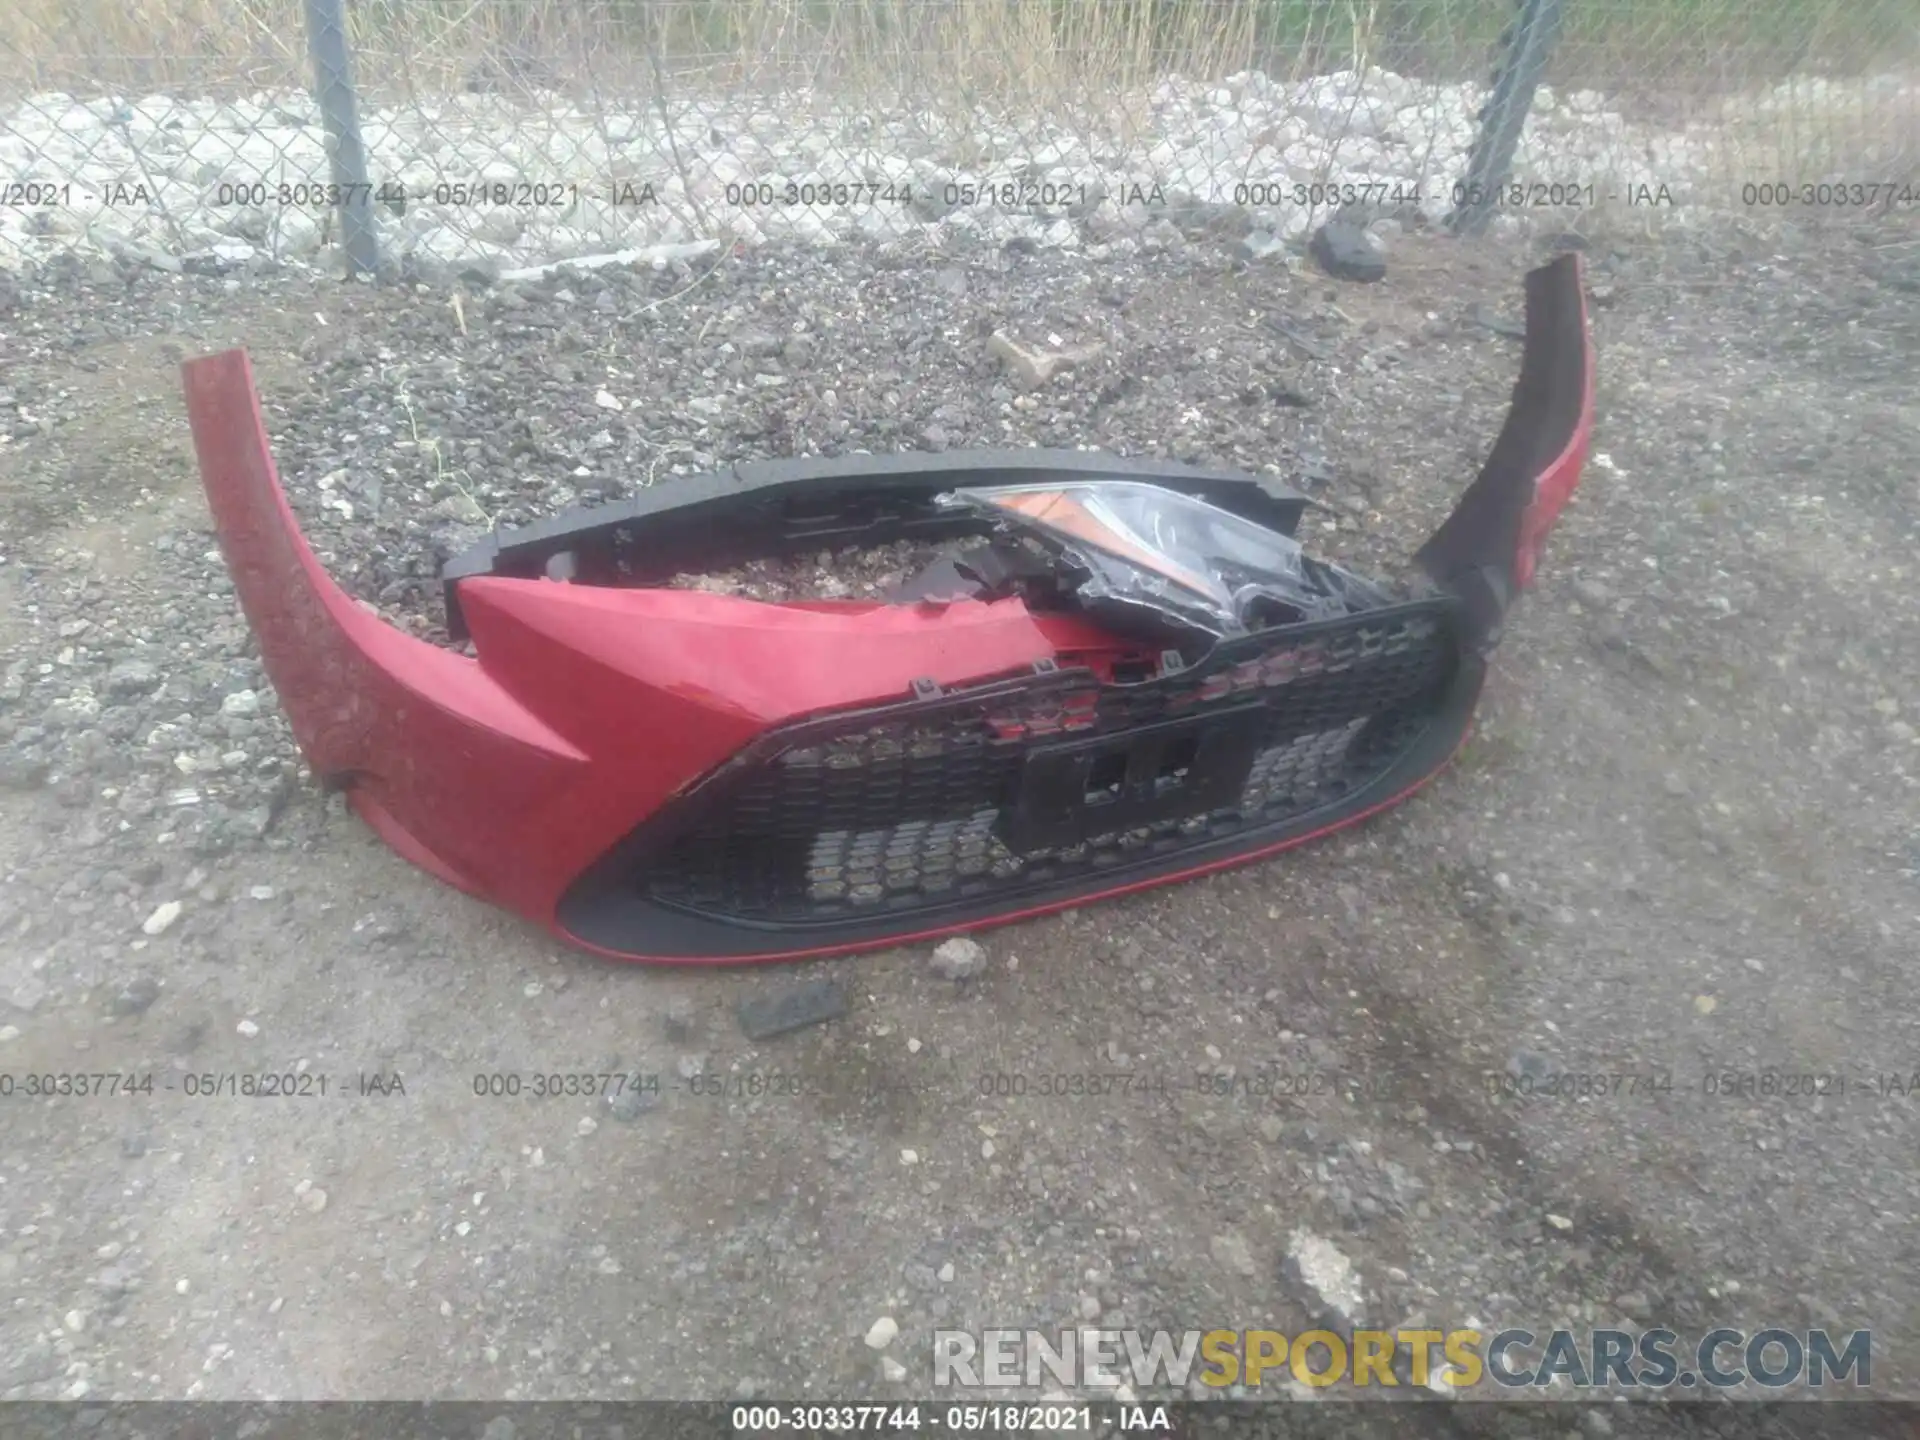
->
731;1404;1101;1432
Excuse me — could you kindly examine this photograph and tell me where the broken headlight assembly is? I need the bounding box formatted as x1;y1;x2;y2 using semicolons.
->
180;254;1592;963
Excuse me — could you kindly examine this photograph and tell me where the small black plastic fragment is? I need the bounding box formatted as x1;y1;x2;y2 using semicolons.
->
959;542;1053;592
737;980;850;1040
889;541;1061;605
890;554;981;603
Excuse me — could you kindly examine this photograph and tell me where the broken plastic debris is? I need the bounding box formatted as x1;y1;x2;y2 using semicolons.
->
736;979;849;1040
935;481;1394;639
887;539;1064;606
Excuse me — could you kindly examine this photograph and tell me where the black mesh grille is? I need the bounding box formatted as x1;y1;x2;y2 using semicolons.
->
640;607;1456;923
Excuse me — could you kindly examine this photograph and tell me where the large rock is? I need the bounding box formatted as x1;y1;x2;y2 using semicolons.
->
930;936;988;980
1309;220;1385;283
1282;1228;1367;1328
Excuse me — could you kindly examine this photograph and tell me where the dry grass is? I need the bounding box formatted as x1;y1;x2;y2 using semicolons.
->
1;0;309;96
4;0;1915;101
1;0;1914;209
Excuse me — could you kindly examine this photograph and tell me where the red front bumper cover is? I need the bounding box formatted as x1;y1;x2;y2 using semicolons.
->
181;254;1593;963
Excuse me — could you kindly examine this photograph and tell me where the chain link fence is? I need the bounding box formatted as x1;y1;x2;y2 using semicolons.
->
2;0;1917;276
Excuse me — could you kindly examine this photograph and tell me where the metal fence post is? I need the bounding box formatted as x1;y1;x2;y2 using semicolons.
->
304;0;382;277
1446;0;1566;238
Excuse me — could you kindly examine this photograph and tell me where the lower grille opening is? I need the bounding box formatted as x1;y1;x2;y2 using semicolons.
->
645;707;1431;921
631;607;1457;927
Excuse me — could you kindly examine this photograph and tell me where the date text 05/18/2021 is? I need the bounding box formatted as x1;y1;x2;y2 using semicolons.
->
729;1404;1165;1434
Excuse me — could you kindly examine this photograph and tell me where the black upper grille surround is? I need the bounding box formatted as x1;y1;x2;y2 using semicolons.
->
623;599;1462;929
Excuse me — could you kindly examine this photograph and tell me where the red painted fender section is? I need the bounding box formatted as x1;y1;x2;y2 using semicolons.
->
182;253;1592;963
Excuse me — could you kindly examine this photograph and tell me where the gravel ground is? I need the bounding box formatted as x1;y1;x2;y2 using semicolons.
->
0;211;1917;1433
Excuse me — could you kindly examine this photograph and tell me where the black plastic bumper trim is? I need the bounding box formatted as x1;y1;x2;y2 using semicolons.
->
555;643;1483;959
